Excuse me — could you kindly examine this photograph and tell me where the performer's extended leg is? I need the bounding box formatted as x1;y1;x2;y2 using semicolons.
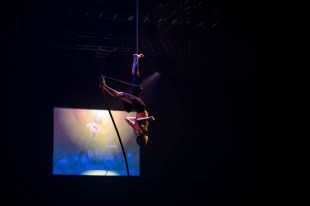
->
131;54;144;97
132;54;144;76
123;54;144;112
102;80;133;104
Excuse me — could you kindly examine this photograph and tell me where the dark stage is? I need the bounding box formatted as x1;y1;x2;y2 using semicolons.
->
2;0;264;205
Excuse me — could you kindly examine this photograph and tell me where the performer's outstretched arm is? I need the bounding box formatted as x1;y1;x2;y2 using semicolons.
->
125;116;136;129
137;116;155;122
125;116;155;125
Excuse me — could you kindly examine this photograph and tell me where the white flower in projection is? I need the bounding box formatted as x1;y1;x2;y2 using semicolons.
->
86;122;101;138
86;110;105;137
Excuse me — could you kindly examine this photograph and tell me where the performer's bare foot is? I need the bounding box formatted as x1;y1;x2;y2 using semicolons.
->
99;75;106;88
133;54;145;59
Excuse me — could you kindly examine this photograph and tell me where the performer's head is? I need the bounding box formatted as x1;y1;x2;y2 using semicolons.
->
136;134;148;147
136;121;149;147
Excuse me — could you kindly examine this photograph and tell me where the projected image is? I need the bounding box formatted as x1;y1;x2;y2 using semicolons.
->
53;107;139;176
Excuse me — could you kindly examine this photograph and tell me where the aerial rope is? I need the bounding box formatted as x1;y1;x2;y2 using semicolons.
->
136;0;139;54
103;75;140;87
100;0;140;179
101;81;131;178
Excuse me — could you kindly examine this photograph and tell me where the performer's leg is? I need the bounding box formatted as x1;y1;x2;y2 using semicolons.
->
102;81;133;104
101;77;120;97
132;54;144;76
131;54;144;97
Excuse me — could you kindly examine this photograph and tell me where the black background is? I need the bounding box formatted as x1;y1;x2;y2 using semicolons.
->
2;0;264;205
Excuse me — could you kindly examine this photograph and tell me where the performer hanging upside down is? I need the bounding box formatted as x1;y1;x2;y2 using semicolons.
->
100;54;155;147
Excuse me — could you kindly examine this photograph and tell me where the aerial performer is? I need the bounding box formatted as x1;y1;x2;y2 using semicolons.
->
100;54;155;147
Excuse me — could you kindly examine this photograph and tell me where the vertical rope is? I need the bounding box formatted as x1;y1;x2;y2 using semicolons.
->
102;89;131;179
136;0;139;54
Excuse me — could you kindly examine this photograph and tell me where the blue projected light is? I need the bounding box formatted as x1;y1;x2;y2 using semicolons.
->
53;107;139;176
